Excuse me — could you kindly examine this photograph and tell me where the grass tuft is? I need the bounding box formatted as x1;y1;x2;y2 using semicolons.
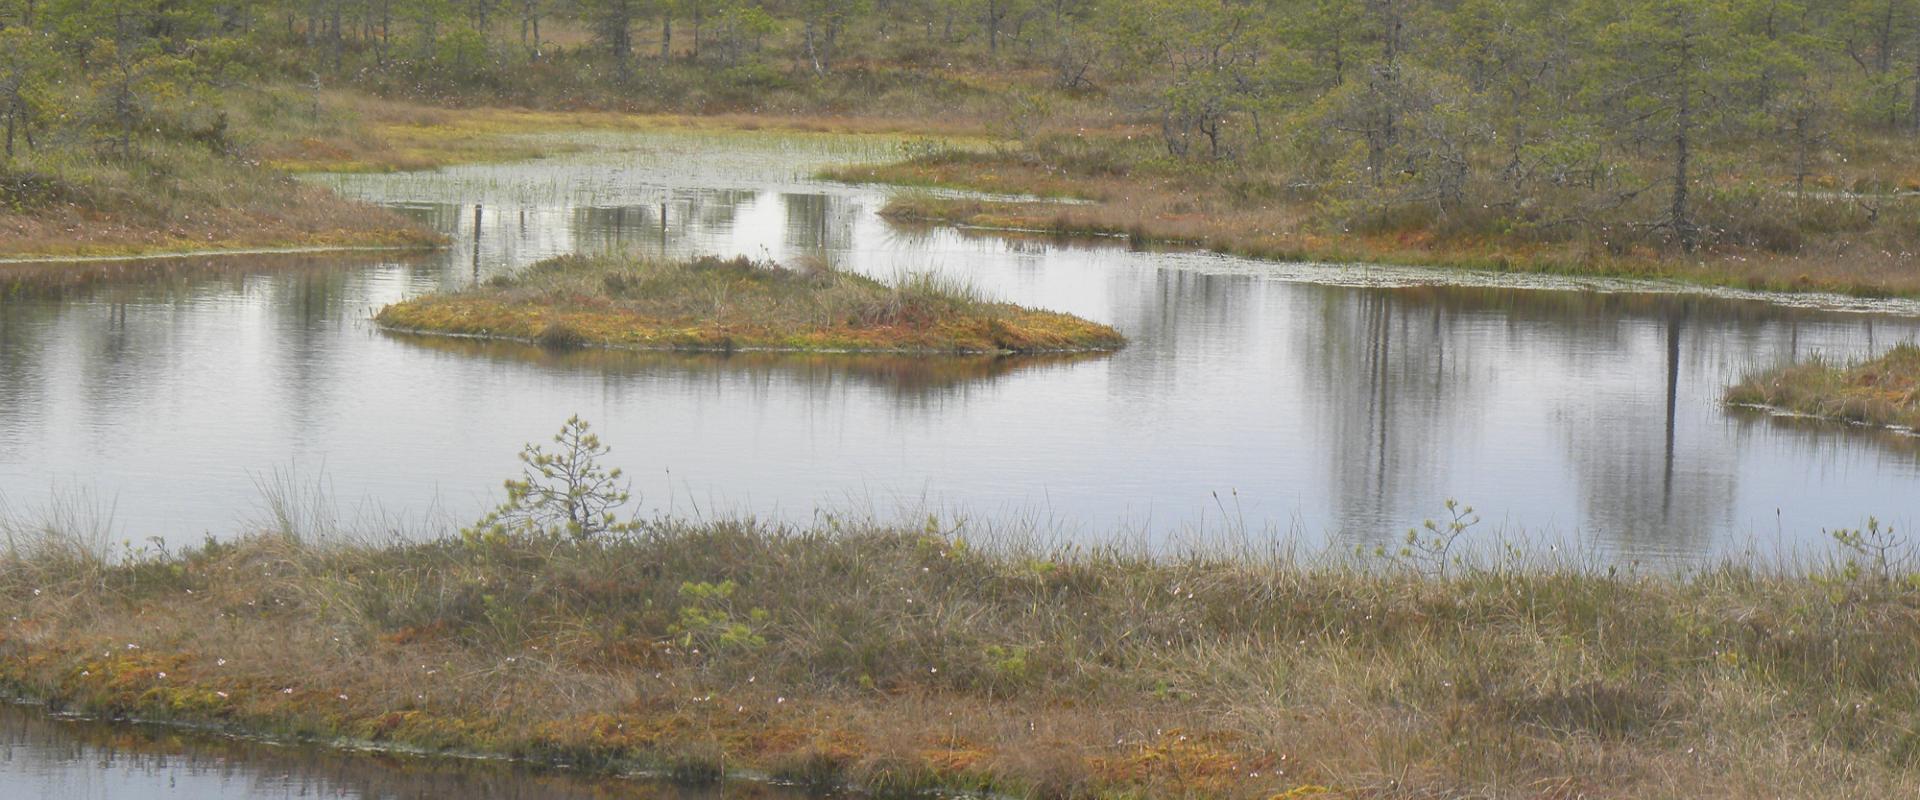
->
1728;343;1920;431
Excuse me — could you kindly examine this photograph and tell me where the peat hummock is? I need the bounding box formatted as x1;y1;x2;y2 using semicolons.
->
1728;343;1920;432
375;253;1125;354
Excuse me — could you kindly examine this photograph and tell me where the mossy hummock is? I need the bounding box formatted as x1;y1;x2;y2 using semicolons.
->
375;253;1126;354
1728;343;1920;431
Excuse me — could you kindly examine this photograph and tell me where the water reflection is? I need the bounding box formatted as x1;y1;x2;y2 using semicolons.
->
2;130;1918;563
0;704;794;800
1299;287;1484;545
389;333;1112;396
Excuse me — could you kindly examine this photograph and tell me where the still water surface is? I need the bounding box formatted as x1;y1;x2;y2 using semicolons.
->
2;130;1918;564
0;703;795;799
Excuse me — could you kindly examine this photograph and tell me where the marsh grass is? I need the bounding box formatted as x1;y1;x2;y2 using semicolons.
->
375;253;1125;354
4;507;1920;798
1729;343;1920;431
0;489;118;585
0;133;441;259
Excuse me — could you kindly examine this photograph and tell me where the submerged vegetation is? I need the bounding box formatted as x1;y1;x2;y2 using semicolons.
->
1729;343;1920;431
5;420;1920;798
375;253;1125;354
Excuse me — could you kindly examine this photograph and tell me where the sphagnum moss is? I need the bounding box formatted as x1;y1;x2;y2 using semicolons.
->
375;253;1126;355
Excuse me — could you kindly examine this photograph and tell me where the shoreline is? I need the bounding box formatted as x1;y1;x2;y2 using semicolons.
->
0;697;822;796
0;242;442;267
880;212;1920;317
828;156;1920;301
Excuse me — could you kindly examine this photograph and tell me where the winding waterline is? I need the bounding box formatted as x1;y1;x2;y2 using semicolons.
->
2;129;1916;564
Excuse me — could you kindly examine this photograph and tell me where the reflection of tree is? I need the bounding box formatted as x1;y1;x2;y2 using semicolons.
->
1285;285;1810;556
0;302;48;459
1456;291;1752;556
1546;304;1735;558
567;189;763;257
383;331;1109;399
265;267;359;439
685;188;755;231
1296;286;1481;545
574;204;666;251
781;192;859;257
1101;267;1246;394
0;252;417;462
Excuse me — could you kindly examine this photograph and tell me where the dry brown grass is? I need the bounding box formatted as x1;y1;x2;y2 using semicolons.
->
4;507;1920;799
0;123;442;260
0;191;438;260
1729;343;1920;431
375;253;1125;354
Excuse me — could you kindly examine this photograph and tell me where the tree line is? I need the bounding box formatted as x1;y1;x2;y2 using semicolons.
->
6;1;1920;252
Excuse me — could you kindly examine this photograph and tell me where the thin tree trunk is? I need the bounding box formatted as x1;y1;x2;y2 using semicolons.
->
1673;36;1696;252
987;1;999;57
331;0;343;71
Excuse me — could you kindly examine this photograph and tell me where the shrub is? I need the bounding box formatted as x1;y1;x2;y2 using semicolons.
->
463;416;640;544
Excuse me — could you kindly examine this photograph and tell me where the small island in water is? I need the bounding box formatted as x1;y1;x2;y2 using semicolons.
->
1730;344;1920;432
376;253;1126;354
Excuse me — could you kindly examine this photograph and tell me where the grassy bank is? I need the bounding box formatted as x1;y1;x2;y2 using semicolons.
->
4;508;1920;798
375;253;1124;354
1728;344;1920;431
0;141;442;260
829;144;1920;299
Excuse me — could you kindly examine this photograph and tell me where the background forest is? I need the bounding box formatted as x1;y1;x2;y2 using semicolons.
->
7;1;1920;274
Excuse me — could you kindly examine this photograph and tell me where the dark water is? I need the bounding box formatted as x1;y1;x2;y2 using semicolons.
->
0;703;794;799
2;130;1918;564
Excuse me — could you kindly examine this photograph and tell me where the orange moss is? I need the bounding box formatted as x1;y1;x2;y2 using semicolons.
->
1089;729;1279;794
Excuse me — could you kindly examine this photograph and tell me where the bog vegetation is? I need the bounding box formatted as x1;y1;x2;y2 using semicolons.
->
1729;342;1920;430
5;419;1920;798
374;252;1126;353
9;1;1920;277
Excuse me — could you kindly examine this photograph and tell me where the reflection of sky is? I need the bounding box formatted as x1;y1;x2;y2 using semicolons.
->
2;132;1919;566
0;705;760;800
